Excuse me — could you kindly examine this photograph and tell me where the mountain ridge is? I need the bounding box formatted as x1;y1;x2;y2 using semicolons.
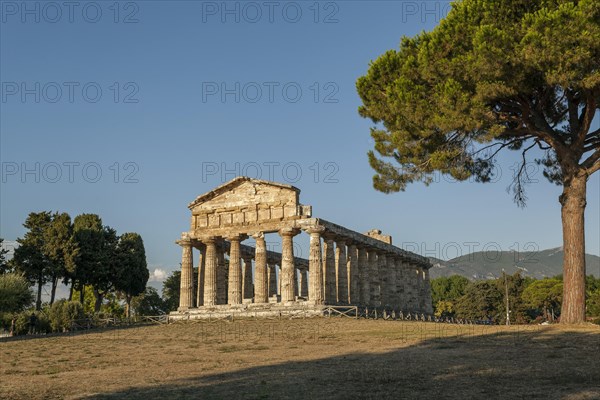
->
428;247;600;280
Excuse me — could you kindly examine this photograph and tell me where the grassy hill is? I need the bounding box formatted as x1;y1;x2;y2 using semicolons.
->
429;247;600;280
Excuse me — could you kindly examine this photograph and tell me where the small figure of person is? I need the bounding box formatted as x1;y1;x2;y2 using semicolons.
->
9;317;16;337
28;313;37;335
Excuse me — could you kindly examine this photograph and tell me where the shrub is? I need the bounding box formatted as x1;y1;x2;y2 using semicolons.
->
0;273;34;313
49;300;85;332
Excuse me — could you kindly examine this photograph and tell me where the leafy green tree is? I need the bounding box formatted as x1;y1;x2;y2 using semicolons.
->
0;238;10;274
12;212;52;310
431;275;470;305
114;233;149;317
522;278;563;321
131;287;167;316
43;212;78;305
73;214;105;303
455;280;503;321
0;273;34;313
73;214;120;311
357;0;600;324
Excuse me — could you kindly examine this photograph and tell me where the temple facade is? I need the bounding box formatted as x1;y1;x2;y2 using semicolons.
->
171;177;433;318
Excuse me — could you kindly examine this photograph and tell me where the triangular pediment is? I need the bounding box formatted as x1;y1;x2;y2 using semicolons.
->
188;177;300;212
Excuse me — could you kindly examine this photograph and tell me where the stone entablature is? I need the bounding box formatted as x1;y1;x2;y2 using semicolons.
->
172;177;433;317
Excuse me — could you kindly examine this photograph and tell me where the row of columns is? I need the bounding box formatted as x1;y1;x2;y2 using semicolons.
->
178;227;432;313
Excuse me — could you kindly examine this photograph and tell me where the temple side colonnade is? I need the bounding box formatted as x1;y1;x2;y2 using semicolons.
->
172;177;433;319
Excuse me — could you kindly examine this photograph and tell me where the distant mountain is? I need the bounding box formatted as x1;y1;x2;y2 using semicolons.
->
429;247;600;280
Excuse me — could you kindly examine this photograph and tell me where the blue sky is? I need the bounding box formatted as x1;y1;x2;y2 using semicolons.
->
1;1;599;283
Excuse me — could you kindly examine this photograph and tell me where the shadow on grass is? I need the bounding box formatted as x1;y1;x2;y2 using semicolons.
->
0;323;154;343
85;325;600;400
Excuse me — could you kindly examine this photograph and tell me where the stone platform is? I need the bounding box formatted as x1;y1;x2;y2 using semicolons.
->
169;302;327;321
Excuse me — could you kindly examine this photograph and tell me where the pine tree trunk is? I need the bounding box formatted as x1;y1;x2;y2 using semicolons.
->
50;275;58;305
560;173;587;324
36;275;43;311
93;289;103;313
68;282;74;301
79;285;85;304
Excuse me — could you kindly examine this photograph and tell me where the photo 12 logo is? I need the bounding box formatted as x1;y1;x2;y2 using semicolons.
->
1;82;140;104
201;81;339;104
1;162;140;184
200;1;339;24
1;1;140;24
201;161;339;184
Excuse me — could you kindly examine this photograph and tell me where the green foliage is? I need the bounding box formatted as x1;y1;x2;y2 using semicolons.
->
12;212;53;309
431;275;470;304
434;300;455;318
43;212;78;291
131;287;167;316
0;238;10;273
113;232;149;316
455;280;503;321
0;273;34;313
357;0;599;199
48;300;85;332
522;278;563;320
586;289;600;317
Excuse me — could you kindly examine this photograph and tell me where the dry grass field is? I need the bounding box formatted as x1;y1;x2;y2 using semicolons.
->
1;318;599;399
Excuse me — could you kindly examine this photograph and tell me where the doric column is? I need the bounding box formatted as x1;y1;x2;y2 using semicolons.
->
203;237;218;306
227;235;242;305
323;234;336;304
196;245;205;307
358;247;369;305
336;239;348;304
307;226;325;304
268;263;277;297
378;253;387;306
294;269;299;297
423;267;433;314
177;237;194;311
368;250;379;306
300;270;308;297
416;265;425;312
279;227;299;303
253;233;268;303
393;257;404;308
405;261;416;311
386;254;396;307
242;255;254;300
217;245;227;304
348;244;358;304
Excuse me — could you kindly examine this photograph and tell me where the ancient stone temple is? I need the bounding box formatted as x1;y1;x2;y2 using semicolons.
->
170;177;433;319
